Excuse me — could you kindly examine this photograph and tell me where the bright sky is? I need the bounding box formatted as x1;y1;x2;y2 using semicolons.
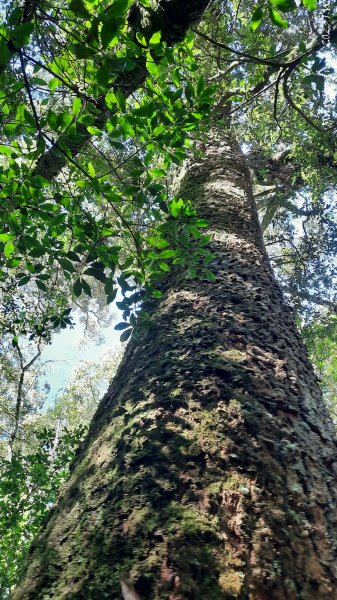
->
39;305;121;407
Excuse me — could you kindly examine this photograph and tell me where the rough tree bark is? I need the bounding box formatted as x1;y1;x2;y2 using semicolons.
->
12;134;337;600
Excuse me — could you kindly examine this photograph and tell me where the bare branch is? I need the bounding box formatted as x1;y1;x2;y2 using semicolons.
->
19;49;42;138
10;344;42;449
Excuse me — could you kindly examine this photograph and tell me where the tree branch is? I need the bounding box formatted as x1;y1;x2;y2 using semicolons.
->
10;344;41;449
33;0;211;181
22;0;39;24
282;67;336;133
282;287;337;314
19;49;42;138
0;0;38;75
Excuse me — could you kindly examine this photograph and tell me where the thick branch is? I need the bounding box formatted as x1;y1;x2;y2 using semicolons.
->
22;0;38;24
200;20;337;126
33;0;210;181
248;146;337;191
194;20;337;69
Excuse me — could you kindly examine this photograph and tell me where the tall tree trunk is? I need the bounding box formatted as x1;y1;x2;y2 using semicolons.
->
12;134;337;600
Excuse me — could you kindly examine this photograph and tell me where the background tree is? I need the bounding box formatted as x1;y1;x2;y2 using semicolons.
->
0;311;122;599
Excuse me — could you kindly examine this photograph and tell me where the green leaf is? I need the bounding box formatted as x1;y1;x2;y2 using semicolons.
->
59;258;76;273
73;279;83;297
116;89;126;111
101;15;123;49
36;279;47;292
270;0;296;10
205;269;216;282
159;262;170;272
194;219;208;228
81;279;92;296
120;327;132;342
159;249;176;259
146;54;159;76
87;126;102;136
159;200;169;214
31;76;47;86
72;97;82;116
88;162;96;177
197;75;205;96
268;6;288;27
0;40;11;67
149;31;161;46
302;0;317;8
105;278;114;294
30;247;46;258
83;267;106;282
11;22;34;46
169;198;184;217
70;43;96;59
111;0;130;16
24;108;37;128
30;175;49;187
8;257;20;268
47;109;58;130
107;288;117;304
4;241;14;257
105;90;117;108
18;275;30;286
114;322;130;330
149;168;166;178
250;6;264;30
136;32;147;46
0;233;14;242
49;78;61;93
69;0;90;17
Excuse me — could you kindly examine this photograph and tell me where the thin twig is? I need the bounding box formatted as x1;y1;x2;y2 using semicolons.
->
19;49;42;138
10;344;42;448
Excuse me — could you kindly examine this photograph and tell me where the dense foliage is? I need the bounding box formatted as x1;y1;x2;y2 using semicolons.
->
0;0;337;596
0;425;86;596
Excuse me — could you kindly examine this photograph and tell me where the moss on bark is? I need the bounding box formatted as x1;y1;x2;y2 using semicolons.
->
12;135;337;600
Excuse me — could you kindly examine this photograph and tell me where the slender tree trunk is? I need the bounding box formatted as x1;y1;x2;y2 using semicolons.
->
12;134;337;600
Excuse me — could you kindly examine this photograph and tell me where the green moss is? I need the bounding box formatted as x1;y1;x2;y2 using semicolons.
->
219;569;244;595
165;502;219;536
206;473;250;498
223;473;249;491
208;347;247;363
226;398;243;416
207;481;223;496
125;506;152;535
221;349;247;362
